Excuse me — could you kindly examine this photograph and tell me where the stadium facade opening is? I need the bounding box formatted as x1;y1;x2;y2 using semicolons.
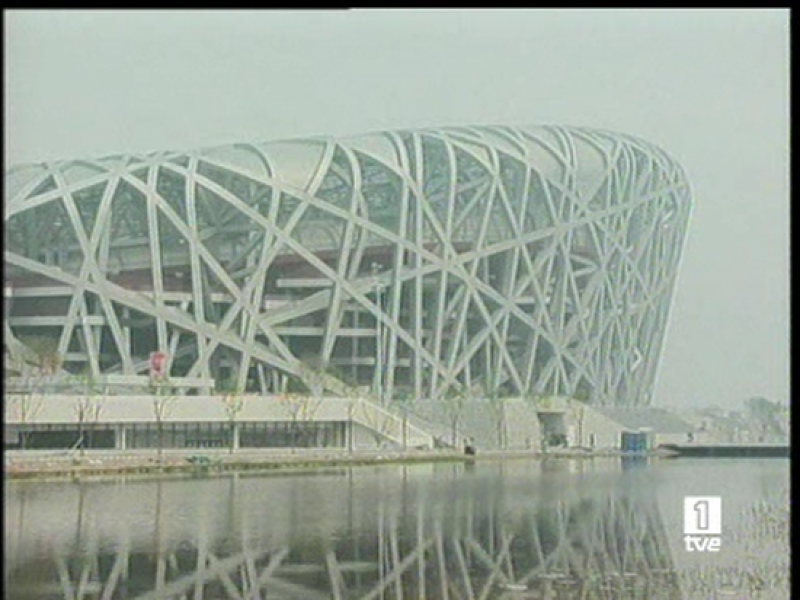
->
4;125;692;406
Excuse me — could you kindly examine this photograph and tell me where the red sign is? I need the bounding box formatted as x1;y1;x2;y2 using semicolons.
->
150;351;167;378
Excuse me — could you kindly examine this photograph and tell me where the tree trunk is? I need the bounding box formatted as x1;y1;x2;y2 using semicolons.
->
156;418;164;463
497;402;507;450
78;418;85;458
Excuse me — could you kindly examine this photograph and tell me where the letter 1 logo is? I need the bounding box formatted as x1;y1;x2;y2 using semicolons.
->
683;496;721;552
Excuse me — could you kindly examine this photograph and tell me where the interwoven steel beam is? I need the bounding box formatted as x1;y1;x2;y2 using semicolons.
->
4;125;692;404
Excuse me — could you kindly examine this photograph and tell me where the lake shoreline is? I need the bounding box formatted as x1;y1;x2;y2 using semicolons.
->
4;447;675;482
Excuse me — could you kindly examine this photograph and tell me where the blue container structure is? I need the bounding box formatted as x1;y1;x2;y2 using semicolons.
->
621;431;649;453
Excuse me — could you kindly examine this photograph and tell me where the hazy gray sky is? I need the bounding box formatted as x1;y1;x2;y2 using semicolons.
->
4;9;789;408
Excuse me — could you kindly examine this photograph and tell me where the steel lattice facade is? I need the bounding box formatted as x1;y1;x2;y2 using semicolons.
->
4;125;691;405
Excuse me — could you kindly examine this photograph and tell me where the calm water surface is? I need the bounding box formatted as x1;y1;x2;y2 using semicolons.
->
4;457;789;599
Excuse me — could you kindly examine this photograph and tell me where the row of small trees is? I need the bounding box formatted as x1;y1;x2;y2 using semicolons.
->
439;384;592;450
7;347;336;458
10;354;112;454
8;336;64;451
7;336;592;455
440;384;513;449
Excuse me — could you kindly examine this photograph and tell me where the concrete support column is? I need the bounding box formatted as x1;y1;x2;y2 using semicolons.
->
232;423;240;451
347;422;354;453
122;308;131;360
116;425;127;450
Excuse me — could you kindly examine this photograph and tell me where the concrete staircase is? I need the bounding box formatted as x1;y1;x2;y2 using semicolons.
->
346;398;439;449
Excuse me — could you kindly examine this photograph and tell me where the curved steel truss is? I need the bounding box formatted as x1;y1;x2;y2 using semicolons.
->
4;125;691;404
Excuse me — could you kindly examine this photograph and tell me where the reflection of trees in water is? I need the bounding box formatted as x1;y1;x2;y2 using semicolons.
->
5;471;688;599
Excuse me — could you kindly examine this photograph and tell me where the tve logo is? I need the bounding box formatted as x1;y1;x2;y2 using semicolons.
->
683;496;722;552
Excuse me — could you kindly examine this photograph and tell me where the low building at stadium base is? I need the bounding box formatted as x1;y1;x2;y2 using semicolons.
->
4;393;715;453
3;124;693;450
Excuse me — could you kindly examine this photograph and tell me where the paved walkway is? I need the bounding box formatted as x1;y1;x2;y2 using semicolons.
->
4;447;670;481
4;447;467;480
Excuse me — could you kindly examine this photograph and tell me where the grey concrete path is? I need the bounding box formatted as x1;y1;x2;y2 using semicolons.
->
4;446;675;481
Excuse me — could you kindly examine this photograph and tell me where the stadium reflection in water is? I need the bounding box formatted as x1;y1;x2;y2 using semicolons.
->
4;458;789;599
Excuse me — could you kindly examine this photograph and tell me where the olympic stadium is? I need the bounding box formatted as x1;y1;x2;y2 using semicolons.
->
4;125;692;409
